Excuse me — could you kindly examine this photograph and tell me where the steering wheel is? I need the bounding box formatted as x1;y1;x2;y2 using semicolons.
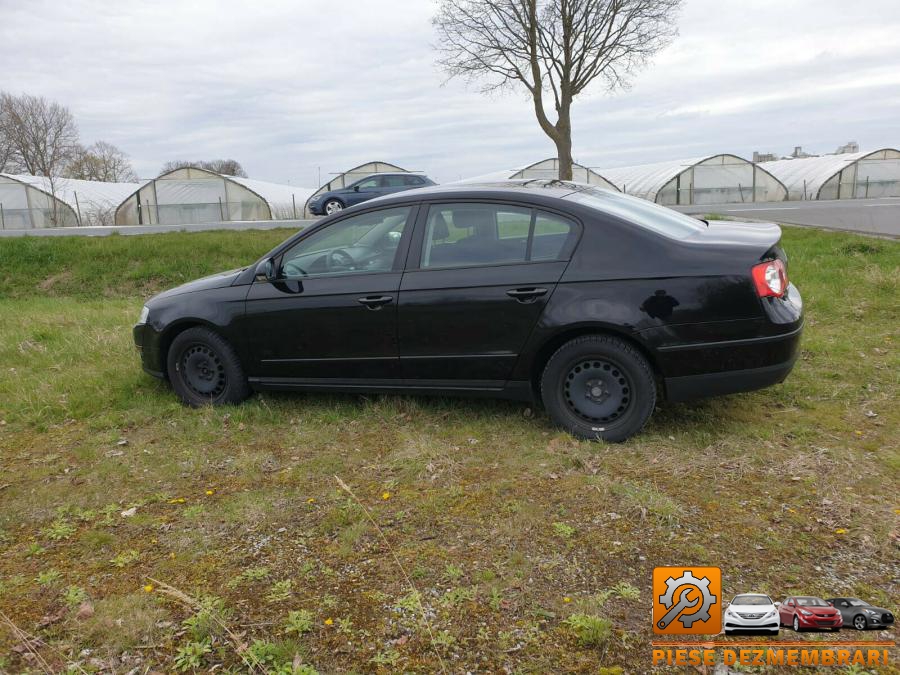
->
328;248;355;271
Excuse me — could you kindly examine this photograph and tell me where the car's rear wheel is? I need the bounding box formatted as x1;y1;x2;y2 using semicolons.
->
324;199;343;215
853;614;867;630
167;327;250;407
540;335;655;442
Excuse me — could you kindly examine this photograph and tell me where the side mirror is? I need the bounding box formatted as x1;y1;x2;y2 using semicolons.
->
353;185;360;192
255;257;277;282
774;602;781;607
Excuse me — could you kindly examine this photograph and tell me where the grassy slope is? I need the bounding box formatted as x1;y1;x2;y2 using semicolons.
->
0;227;897;673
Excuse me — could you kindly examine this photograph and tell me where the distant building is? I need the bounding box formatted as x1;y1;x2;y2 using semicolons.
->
753;151;779;163
835;141;859;154
791;146;816;159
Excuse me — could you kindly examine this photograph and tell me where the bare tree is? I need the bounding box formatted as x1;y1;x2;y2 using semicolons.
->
160;158;248;177
0;92;79;177
66;140;139;182
434;0;681;179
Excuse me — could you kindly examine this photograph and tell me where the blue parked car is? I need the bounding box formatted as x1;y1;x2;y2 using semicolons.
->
307;172;436;216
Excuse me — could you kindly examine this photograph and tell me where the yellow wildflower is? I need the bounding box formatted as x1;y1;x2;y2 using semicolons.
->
143;584;154;593
168;497;186;504
563;596;572;603
382;492;391;500
835;528;847;534
324;618;334;626
205;489;215;496
307;498;316;504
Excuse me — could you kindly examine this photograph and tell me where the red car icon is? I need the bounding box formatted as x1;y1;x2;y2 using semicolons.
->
778;596;843;632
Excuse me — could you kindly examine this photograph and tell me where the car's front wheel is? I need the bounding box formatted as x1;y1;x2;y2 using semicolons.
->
540;335;656;442
793;615;801;632
324;199;343;215
167;327;250;407
853;614;867;631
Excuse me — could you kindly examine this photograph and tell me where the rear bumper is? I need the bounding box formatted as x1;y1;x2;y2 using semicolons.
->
663;325;801;402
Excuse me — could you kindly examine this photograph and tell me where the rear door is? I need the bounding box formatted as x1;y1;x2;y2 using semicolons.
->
397;202;579;385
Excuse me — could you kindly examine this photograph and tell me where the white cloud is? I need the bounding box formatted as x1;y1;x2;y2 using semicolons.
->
1;0;898;185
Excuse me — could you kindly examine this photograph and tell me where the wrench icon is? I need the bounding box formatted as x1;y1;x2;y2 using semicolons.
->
657;588;699;629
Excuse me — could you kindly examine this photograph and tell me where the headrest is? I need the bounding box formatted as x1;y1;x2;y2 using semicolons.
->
431;211;450;240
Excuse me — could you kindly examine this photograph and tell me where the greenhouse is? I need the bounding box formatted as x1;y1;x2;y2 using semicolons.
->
0;173;140;229
115;167;314;226
459;158;619;190
600;154;788;205
761;148;900;200
304;161;408;216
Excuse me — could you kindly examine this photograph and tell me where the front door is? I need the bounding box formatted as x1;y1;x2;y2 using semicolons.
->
397;202;578;385
242;205;416;382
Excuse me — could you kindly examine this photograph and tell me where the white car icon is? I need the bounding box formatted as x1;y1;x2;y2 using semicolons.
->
724;593;780;635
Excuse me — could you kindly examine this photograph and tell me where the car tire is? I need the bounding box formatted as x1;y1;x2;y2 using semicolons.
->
324;199;343;215
167;327;250;407
853;614;867;631
540;335;655;442
793;615;801;632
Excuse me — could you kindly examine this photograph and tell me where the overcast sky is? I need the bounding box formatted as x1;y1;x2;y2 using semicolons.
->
2;0;899;186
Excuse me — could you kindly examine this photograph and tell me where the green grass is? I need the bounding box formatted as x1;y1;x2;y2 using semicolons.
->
0;226;897;672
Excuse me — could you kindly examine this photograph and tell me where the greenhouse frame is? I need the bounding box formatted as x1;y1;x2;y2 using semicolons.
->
761;148;900;200
304;161;409;216
0;173;139;229
459;158;619;190
600;154;788;205
115;167;314;226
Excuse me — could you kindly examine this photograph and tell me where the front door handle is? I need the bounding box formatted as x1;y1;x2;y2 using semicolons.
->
357;295;393;310
506;287;548;303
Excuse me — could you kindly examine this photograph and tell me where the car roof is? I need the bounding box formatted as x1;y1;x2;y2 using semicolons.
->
362;179;590;205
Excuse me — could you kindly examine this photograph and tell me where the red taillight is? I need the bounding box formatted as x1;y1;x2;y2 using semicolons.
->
752;259;787;298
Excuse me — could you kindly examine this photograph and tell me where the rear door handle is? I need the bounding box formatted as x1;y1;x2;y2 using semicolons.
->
506;287;548;303
357;295;393;310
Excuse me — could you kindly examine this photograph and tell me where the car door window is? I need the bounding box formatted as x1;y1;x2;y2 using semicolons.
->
280;206;412;278
420;203;578;269
356;177;380;190
383;175;407;187
531;211;578;261
402;175;423;186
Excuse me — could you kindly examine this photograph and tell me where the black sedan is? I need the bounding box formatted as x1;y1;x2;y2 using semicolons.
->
826;598;895;631
306;172;436;215
133;181;803;442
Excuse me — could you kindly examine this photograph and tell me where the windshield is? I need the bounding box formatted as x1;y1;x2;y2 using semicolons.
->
732;595;772;606
847;599;869;607
564;187;707;239
795;597;829;607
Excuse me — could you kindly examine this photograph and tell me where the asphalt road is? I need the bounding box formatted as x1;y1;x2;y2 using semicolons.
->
0;219;315;238
673;198;900;238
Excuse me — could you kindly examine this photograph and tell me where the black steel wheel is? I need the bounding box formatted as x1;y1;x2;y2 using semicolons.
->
541;335;655;442
562;358;633;424
167;327;251;407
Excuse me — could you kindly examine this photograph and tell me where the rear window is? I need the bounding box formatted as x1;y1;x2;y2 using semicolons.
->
565;188;706;239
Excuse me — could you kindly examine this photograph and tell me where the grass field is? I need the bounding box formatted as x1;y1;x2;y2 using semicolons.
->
0;227;897;673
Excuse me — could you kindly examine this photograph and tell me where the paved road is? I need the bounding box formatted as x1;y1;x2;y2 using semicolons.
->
0;219;315;238
673;198;900;238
